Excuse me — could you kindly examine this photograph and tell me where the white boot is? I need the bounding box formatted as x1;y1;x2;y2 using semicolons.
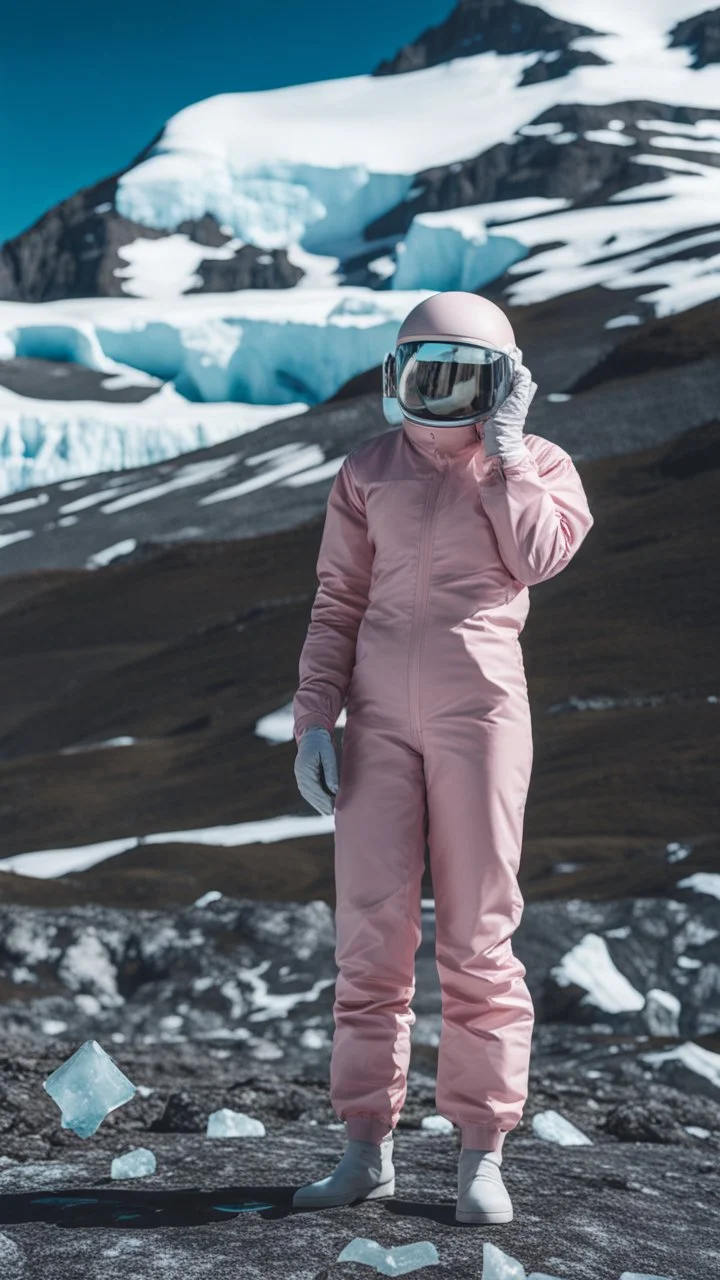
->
292;1134;395;1209
456;1147;513;1224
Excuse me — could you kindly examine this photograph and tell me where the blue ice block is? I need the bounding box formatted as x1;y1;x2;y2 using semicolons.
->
43;1040;137;1138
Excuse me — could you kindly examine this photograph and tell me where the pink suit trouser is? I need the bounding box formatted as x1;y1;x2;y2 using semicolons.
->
331;638;534;1155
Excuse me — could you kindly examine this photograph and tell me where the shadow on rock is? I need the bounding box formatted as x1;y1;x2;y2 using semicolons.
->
0;1185;299;1229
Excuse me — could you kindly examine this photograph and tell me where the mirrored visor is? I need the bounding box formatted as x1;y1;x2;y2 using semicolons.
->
395;340;514;425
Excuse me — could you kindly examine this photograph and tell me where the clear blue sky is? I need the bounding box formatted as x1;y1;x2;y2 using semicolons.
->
1;0;453;245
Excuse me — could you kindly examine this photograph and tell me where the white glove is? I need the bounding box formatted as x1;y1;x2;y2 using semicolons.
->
482;344;538;466
294;726;339;816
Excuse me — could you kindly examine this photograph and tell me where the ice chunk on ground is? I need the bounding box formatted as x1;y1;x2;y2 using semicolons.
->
481;1242;527;1280
420;1114;454;1134
337;1237;440;1275
206;1108;266;1137
531;1110;593;1146
619;1274;673;1279
338;1239;387;1269
43;1040;137;1138
111;1148;157;1179
481;1242;568;1280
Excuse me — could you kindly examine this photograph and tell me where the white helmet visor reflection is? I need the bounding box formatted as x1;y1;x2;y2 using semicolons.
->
392;340;514;427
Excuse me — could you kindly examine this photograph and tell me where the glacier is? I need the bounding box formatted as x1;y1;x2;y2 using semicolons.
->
0;289;420;496
0;380;306;499
1;289;422;404
393;212;530;292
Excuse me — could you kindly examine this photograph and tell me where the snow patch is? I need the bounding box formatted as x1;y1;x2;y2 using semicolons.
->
551;933;646;1012
0;815;338;878
641;1040;720;1090
114;232;245;299
86;539;138;569
0;529;33;552
676;872;720;900
0;492;48;514
256;700;346;743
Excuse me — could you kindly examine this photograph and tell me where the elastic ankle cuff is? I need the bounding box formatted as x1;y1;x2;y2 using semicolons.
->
460;1127;507;1155
345;1115;394;1145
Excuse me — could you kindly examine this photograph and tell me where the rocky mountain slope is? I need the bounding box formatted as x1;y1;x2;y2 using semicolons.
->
0;414;717;906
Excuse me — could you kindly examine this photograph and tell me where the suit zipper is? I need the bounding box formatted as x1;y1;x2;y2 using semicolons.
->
408;458;448;751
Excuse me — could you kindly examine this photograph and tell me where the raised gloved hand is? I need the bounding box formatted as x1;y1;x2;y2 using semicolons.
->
482;344;538;466
294;726;339;816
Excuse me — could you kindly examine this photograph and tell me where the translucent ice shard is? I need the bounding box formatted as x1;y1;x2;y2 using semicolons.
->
619;1274;673;1279
481;1243;567;1280
379;1241;440;1275
206;1108;266;1137
111;1148;157;1179
337;1238;439;1275
531;1109;592;1145
43;1040;136;1138
337;1238;388;1268
482;1242;527;1280
526;1273;567;1279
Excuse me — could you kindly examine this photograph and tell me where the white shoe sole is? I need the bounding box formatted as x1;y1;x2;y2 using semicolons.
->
293;1176;396;1209
456;1205;513;1224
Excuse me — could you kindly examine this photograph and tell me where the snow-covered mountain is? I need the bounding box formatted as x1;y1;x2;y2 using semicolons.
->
0;0;719;498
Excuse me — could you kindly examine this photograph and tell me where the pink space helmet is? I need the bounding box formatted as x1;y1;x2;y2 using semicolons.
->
383;291;517;428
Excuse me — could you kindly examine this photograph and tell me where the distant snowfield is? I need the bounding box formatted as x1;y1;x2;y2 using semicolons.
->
117;8;720;255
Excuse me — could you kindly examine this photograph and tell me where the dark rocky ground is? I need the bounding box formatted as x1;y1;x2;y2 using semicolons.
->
0;891;717;1277
0;1026;717;1279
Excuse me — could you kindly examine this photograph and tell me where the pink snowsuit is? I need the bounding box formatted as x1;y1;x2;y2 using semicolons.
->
293;416;594;1153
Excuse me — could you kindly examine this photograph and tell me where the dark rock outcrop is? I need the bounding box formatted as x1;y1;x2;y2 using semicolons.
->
149;1090;208;1133
569;297;720;393
669;7;720;69
364;102;720;244
519;47;608;86
0;184;302;302
0;894;717;1048
372;0;606;76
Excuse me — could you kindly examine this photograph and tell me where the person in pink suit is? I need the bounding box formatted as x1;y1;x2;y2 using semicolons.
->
291;291;594;1223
